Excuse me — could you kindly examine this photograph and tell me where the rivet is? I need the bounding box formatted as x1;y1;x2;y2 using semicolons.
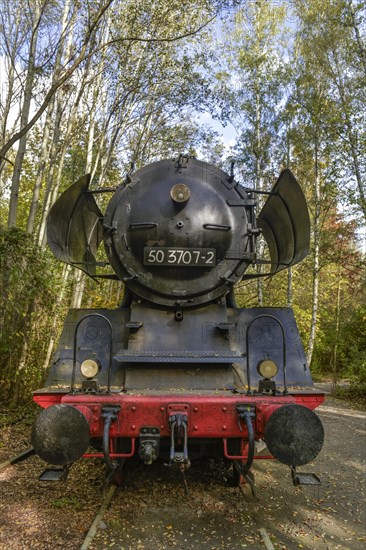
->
222;406;227;412
131;405;136;411
160;406;165;412
194;425;198;431
222;425;227;430
160;425;164;430
193;406;198;412
131;425;136;430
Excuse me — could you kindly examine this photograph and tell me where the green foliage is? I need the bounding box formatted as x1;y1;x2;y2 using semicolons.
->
0;228;67;405
0;0;365;408
52;496;82;510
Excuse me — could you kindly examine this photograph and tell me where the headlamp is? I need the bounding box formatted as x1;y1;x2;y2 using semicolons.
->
257;359;278;379
80;359;100;379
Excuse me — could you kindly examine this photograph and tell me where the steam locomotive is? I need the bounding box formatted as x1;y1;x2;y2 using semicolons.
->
31;156;324;489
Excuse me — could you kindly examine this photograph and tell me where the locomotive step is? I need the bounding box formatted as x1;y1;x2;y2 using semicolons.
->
39;466;68;481
292;471;321;486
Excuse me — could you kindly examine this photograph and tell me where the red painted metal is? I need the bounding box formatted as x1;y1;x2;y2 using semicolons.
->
82;438;136;459
32;390;324;462
33;392;64;408
223;438;248;460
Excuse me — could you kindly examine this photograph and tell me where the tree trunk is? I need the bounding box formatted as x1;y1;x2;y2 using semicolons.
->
0;6;23;195
330;45;366;223
26;0;72;235
42;264;72;374
331;267;342;389
348;0;366;77
287;267;292;307
7;3;41;227
255;87;264;306
0;1;114;168
70;270;86;309
37;88;85;247
306;138;321;367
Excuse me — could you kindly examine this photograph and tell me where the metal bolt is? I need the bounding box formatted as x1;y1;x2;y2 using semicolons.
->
222;406;227;412
131;405;136;411
222;425;227;430
160;406;165;412
193;406;198;412
131;425;136;430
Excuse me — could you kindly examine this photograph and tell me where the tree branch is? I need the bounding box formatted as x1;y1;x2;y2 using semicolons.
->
0;2;217;168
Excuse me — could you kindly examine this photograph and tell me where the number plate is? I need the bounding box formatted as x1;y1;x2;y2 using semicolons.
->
144;247;216;266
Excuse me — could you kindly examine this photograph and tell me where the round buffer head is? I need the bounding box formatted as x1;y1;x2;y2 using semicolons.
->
31;404;90;465
265;404;324;467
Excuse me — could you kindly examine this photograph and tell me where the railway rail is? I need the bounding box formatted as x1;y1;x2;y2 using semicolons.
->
1;399;365;550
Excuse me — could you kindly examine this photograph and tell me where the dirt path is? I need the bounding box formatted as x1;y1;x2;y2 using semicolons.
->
0;396;365;550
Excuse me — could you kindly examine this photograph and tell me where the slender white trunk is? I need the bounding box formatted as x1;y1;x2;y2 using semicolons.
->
37;24;86;249
331;268;342;389
42;264;72;370
26;0;72;234
306;139;320;367
70;270;87;309
287;267;292;307
255;86;263;306
7;3;41;227
0;6;22;193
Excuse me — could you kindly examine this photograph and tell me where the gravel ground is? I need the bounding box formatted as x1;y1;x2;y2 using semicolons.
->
0;395;365;550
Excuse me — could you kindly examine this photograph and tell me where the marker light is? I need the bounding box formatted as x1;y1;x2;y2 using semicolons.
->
80;359;100;379
257;359;278;379
170;183;191;204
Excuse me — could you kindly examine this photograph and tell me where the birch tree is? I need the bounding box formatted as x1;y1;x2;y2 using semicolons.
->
292;0;366;223
213;1;289;304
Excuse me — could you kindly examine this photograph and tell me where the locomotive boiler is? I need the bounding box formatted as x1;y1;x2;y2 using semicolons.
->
31;156;324;489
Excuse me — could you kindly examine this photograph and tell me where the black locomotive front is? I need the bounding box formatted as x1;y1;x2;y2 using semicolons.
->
32;156;324;489
103;157;257;307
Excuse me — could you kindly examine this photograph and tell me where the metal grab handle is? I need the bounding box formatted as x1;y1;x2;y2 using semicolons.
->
82;440;136;459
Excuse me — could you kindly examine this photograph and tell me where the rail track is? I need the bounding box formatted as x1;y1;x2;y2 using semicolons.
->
78;473;277;550
80;484;117;550
1;399;365;549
